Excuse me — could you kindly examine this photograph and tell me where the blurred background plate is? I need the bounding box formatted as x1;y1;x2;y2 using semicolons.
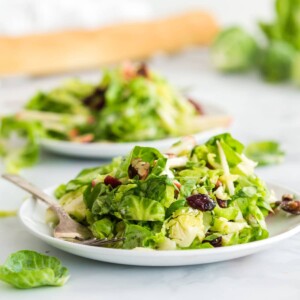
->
40;102;229;158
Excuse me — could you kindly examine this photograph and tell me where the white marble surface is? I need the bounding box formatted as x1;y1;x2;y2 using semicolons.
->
1;48;300;299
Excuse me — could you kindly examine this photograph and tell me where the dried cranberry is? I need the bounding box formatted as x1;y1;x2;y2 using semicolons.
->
217;198;228;208
83;87;106;111
186;194;216;211
136;63;149;78
104;175;122;189
204;236;222;247
281;200;300;215
188;98;204;115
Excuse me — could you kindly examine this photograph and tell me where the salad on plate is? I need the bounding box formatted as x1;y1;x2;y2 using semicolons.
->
0;62;230;172
47;133;295;250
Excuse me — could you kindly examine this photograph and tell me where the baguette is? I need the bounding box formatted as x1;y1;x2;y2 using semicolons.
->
0;10;218;76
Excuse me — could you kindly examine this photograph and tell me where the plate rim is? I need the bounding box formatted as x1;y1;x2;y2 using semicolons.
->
40;127;224;149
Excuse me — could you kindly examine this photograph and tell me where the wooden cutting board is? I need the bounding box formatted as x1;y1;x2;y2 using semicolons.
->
0;10;218;76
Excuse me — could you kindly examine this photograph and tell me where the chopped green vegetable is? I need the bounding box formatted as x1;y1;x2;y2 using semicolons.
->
291;52;300;85
0;210;17;218
52;133;275;250
165;208;205;248
0;250;69;289
0;117;43;173
25;79;94;114
91;218;114;239
118;195;165;221
211;27;258;72
245;141;285;166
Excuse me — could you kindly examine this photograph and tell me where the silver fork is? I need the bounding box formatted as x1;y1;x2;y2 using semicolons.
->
2;174;124;246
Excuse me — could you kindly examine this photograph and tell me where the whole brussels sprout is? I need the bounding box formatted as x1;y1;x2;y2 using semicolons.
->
259;40;296;82
211;27;258;72
291;52;300;86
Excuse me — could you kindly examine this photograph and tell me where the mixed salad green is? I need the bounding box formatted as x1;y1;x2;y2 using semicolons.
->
245;141;285;166
48;133;277;250
0;210;17;218
0;62;229;173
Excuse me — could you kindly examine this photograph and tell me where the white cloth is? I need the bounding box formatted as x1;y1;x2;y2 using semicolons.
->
0;0;273;36
0;0;151;35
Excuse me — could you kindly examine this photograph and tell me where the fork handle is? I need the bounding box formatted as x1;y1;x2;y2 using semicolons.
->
2;174;69;218
2;173;57;205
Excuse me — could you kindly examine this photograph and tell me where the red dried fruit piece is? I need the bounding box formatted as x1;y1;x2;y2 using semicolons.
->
104;175;122;189
72;133;94;143
136;63;149;78
121;61;136;79
210;236;222;247
69;128;79;139
83;87;106;111
188;98;204;115
186;194;216;211
87;116;96;124
204;236;222;247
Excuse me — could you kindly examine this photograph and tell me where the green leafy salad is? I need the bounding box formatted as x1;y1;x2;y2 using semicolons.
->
49;133;277;250
0;62;229;173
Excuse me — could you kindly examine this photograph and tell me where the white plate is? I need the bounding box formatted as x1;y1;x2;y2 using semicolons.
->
19;183;300;267
40;103;228;158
